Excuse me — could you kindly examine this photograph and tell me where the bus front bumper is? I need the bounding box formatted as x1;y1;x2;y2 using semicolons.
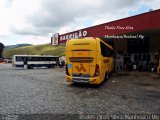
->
66;75;100;84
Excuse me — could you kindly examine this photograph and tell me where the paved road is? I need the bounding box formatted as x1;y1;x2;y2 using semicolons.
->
0;64;160;119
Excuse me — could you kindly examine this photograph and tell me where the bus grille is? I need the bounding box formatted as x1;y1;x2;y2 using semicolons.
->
69;57;93;63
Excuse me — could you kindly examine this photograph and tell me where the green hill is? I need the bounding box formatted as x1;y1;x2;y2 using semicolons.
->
3;44;65;58
5;44;32;50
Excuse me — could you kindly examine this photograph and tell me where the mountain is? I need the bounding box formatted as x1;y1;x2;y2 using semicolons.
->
4;44;32;50
3;44;65;58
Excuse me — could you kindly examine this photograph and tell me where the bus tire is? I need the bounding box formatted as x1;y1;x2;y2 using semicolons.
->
27;65;31;69
30;65;34;69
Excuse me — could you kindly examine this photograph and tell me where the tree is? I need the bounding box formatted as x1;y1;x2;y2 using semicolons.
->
0;42;5;58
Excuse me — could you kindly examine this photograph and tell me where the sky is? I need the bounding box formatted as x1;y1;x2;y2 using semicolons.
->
0;0;160;46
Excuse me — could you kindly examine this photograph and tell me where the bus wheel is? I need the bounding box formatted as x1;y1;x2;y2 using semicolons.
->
27;65;30;69
30;65;34;69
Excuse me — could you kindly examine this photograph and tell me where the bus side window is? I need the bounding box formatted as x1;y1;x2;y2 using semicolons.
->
16;57;23;61
51;57;55;61
42;57;46;61
100;42;113;57
23;57;28;64
28;57;31;61
47;57;51;61
34;57;38;61
38;57;43;61
45;57;49;61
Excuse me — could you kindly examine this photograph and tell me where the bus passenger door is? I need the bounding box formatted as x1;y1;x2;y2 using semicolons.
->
23;57;28;68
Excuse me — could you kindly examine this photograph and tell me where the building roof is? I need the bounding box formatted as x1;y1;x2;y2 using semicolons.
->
55;9;160;44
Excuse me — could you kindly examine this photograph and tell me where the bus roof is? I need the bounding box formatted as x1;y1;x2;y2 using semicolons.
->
66;37;113;50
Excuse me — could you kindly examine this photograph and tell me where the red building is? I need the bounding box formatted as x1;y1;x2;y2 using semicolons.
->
51;9;160;71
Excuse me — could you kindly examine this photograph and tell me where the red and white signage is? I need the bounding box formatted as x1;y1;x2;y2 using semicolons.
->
51;9;160;45
59;30;88;42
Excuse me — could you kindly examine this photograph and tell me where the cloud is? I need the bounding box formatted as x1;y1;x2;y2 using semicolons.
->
0;0;40;36
1;0;14;8
25;0;149;35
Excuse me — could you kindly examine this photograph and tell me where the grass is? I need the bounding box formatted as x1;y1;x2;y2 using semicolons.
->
3;44;65;58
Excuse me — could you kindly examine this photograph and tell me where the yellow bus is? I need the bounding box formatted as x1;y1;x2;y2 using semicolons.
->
65;37;114;85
